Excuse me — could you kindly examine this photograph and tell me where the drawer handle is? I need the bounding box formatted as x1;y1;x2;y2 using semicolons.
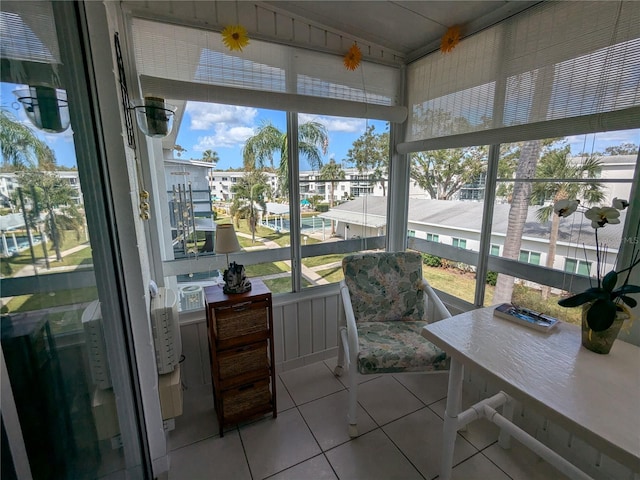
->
232;301;252;312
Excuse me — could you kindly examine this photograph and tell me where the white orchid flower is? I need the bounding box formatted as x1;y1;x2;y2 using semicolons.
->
612;197;629;210
584;206;621;228
553;199;580;217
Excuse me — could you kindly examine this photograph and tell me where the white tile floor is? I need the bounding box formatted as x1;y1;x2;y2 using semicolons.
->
168;358;569;479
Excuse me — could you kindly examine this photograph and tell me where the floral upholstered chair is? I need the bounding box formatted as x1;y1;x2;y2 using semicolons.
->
334;251;451;437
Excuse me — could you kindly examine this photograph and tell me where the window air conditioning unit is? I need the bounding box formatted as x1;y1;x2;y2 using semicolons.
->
82;300;112;390
151;287;182;375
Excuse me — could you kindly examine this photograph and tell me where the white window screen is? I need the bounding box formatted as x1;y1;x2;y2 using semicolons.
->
403;1;640;151
131;18;401;115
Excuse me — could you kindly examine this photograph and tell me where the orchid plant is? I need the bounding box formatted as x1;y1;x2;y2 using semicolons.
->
554;198;640;332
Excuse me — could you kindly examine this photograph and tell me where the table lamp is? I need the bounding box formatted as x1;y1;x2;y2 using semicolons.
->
215;224;251;294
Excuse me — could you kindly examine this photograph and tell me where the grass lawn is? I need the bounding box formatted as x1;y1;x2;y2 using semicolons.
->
2;286;98;315
245;261;290;277
314;265;344;283
263;276;312;293
302;253;346;268
49;245;92;267
1;233;89;277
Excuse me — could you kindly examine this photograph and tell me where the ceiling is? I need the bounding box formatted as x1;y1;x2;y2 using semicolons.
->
262;1;540;62
126;1;541;66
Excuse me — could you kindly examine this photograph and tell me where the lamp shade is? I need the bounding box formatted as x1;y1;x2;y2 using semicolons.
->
215;224;241;255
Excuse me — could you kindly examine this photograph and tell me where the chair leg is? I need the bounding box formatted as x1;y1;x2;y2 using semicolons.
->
334;327;346;377
347;361;358;437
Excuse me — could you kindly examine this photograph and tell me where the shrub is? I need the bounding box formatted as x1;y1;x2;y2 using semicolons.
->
486;271;498;286
421;253;442;268
316;203;329;212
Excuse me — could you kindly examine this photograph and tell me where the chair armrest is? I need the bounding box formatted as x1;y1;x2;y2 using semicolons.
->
340;280;359;365
420;278;452;321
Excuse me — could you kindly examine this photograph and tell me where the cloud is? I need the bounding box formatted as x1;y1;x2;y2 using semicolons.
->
193;125;255;151
185;102;258;130
299;113;365;133
567;129;640;154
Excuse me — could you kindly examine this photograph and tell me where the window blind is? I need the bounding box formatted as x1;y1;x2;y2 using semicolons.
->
401;1;640;153
131;18;404;120
0;1;59;65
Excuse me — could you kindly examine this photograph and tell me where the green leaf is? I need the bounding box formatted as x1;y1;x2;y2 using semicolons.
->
558;289;602;307
620;296;637;308
586;299;617;332
614;284;640;295
602;271;618;292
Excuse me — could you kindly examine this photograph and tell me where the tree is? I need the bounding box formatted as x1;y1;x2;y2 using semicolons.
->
230;170;269;244
410;147;486;200
318;158;345;235
492;140;544;304
17;168;80;262
202;149;219;164
492;64;556;304
531;145;605;298
0;110;54;169
243;120;328;196
603;143;639;156
345;125;389;195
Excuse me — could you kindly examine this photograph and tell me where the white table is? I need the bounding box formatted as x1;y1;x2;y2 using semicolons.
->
422;307;640;480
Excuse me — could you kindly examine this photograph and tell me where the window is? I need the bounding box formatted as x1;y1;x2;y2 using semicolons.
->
408;230;416;237
565;258;591;276
452;238;467;249
519;250;541;265
490;244;500;256
427;233;439;242
299;116;389;290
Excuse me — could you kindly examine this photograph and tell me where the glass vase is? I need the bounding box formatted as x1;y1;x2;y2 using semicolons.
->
581;304;629;354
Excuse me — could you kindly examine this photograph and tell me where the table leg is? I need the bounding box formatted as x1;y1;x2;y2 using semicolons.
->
441;357;463;480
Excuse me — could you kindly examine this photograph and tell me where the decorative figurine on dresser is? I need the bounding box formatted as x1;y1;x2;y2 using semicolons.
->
204;278;276;436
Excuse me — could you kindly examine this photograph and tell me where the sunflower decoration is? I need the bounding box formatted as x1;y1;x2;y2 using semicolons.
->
221;24;250;52
343;42;362;71
440;25;462;54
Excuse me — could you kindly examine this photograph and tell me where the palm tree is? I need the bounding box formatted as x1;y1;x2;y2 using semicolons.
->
243;120;328;196
230;170;269;244
493;139;544;305
18;169;79;262
202;149;219;164
0;110;54;169
318;158;345;235
531;146;605;298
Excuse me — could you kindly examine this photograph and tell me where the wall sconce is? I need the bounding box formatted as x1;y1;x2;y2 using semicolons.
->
131;96;177;138
13;85;70;133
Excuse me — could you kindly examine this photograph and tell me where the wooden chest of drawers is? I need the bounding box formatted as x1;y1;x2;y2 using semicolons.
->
204;279;276;436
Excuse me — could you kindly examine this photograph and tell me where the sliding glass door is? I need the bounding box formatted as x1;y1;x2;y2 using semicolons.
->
0;2;150;478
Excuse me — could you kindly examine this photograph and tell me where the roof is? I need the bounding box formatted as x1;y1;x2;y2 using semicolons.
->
0;213;25;231
320;196;387;229
266;203;290;215
321;196;627;248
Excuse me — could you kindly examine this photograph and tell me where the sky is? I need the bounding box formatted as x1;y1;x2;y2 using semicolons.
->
174;101;389;172
1;82;638;170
